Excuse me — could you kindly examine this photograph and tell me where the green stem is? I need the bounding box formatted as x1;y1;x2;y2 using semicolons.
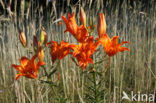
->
51;84;57;96
42;66;48;77
42;66;57;97
93;66;97;102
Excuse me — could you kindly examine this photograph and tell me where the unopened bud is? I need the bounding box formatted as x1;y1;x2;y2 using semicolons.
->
97;13;106;37
33;36;38;53
19;30;27;47
38;49;44;62
80;7;86;27
41;27;47;46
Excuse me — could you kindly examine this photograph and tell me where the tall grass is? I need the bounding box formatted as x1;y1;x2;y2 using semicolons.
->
0;0;155;103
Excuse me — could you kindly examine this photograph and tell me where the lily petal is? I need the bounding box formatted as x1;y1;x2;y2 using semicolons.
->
15;74;22;80
118;41;130;46
111;36;119;46
37;61;45;66
20;57;29;67
61;16;68;23
12;64;22;71
119;47;130;52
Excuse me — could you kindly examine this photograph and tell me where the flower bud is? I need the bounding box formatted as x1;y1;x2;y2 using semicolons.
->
40;31;44;45
80;7;86;27
33;36;38;53
57;73;61;82
38;49;44;62
19;30;27;47
97;13;106;37
40;27;47;46
58;21;63;26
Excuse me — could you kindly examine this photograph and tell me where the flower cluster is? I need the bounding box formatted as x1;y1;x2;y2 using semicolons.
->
60;8;130;69
12;7;130;80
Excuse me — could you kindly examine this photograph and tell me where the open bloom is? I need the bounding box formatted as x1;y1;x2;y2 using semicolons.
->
71;36;100;69
97;13;106;38
99;34;130;57
62;12;78;36
12;55;45;80
62;12;89;42
47;41;75;63
76;25;89;42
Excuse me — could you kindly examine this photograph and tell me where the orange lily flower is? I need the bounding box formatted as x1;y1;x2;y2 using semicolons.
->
12;55;45;80
62;12;78;36
97;13;106;38
47;41;75;63
72;36;100;69
62;12;89;42
99;33;130;57
76;25;89;42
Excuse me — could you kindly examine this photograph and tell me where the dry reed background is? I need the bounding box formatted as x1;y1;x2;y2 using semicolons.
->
0;0;156;103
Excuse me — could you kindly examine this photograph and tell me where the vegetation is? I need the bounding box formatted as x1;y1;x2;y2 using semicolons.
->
0;0;155;103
